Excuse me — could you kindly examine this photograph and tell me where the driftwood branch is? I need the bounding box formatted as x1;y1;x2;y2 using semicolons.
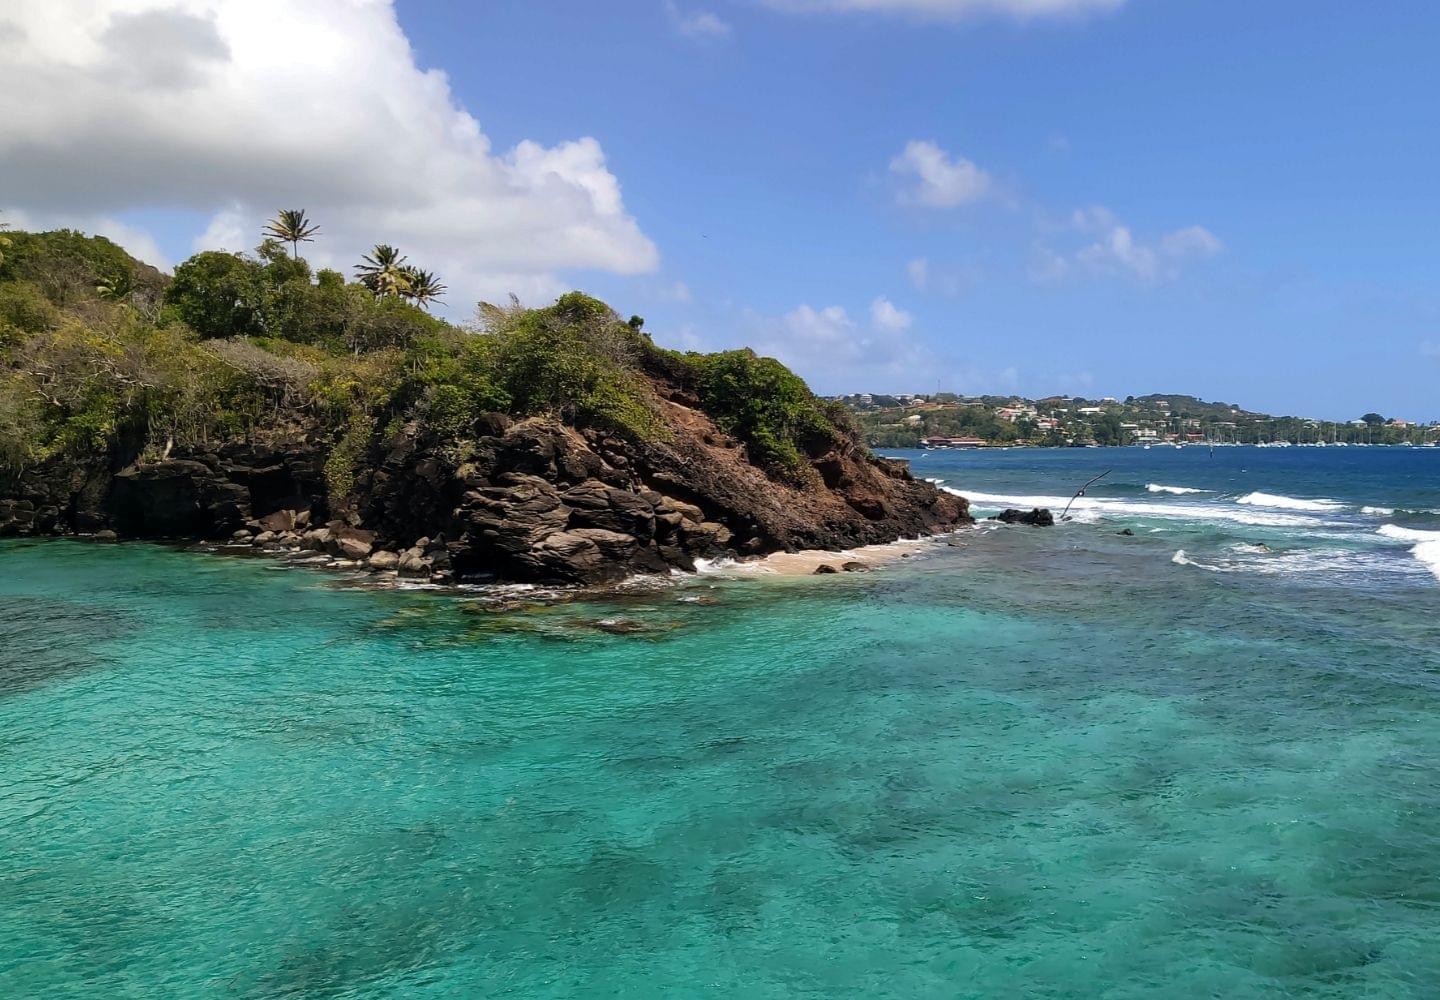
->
1060;469;1111;521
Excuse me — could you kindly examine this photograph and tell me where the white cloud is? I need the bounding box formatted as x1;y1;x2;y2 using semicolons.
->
870;296;913;332
1039;206;1222;283
737;302;934;390
665;1;733;39
658;280;694;303
907;257;930;291
0;0;658;310
1160;225;1224;260
890;140;993;208
764;0;1126;23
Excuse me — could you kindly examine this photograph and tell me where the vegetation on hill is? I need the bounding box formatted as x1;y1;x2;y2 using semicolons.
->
844;391;1437;448
0;223;853;500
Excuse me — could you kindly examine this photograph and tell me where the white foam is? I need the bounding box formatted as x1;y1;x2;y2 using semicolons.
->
1412;541;1440;582
1377;524;1440;543
1236;491;1344;512
1172;549;1226;572
1147;483;1208;495
1361;506;1395;516
951;487;1334;529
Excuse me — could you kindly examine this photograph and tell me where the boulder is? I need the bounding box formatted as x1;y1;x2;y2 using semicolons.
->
368;550;400;571
813;563;839;575
990;507;1055;527
337;535;374;561
841;561;870;572
325;525;376;560
397;547;432;577
258;509;295;533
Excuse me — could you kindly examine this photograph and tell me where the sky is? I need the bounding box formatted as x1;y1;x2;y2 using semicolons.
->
2;1;1438;419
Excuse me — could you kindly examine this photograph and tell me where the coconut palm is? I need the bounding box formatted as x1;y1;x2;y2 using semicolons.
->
355;244;412;297
263;209;320;259
402;267;446;309
96;272;133;303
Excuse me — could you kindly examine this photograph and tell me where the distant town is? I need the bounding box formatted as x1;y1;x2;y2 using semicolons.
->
835;392;1440;449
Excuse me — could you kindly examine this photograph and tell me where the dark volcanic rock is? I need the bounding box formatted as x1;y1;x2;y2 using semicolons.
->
991;507;1055;527
3;379;971;583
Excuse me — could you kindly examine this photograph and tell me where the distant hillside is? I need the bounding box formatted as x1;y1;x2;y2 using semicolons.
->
837;390;1435;449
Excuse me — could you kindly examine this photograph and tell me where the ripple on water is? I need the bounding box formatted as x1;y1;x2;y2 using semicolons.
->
1;534;1440;996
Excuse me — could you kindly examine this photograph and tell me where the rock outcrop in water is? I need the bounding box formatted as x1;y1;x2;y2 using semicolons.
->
0;232;968;583
2;406;965;584
990;507;1055;527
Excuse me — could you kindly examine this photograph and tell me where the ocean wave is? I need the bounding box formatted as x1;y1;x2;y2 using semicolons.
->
1178;543;1427;582
1377;524;1440;543
1235;491;1344;512
950;487;1338;529
1147;483;1209;495
1412;541;1440;582
1172;549;1226;572
1375;526;1440;582
1362;506;1395;516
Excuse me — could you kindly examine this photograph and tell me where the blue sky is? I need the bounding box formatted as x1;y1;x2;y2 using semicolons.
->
4;1;1438;418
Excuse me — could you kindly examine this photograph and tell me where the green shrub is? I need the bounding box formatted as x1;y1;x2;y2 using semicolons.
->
165;251;266;339
0;281;59;333
683;349;839;477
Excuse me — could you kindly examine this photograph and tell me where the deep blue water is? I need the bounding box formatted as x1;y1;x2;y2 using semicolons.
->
2;446;1439;997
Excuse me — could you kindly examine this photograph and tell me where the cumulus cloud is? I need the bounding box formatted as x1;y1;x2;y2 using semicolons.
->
736;302;933;390
665;1;733;39
890;140;993;208
1037;206;1222;283
764;0;1126;23
907;257;930;291
870;296;913;332
0;0;658;309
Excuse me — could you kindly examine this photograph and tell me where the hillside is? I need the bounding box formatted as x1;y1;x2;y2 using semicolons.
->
0;231;966;582
843;390;1436;448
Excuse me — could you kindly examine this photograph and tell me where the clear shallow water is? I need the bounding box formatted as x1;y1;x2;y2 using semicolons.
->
3;447;1440;998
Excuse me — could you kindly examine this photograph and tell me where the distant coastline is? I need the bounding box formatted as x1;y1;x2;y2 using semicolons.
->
839;392;1439;450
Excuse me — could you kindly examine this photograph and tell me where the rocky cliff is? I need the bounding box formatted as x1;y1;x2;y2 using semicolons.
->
0;233;968;582
1;357;967;585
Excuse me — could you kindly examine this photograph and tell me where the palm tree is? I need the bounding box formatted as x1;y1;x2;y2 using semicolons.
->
0;215;11;267
263;209;320;258
355;244;412;297
96;272;133;304
402;267;446;309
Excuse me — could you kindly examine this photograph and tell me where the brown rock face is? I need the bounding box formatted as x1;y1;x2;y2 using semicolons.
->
359;395;970;584
1;382;970;585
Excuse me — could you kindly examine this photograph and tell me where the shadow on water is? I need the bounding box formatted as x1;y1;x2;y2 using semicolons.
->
0;597;133;697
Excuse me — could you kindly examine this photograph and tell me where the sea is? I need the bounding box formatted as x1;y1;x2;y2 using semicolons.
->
2;444;1438;998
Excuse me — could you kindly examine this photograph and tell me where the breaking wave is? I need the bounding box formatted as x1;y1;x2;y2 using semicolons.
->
949;488;1337;529
1236;492;1344;512
1147;483;1208;495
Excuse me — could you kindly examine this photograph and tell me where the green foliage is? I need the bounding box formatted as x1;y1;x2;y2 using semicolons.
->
0;229;154;309
263;209;320;258
682;349;840;477
1;232;849;496
164;251;266;339
0;280;60;337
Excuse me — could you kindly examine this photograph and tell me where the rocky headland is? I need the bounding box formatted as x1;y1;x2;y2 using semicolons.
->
0;231;968;583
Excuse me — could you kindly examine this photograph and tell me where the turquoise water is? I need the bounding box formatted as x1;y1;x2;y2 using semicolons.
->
3;447;1440;997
